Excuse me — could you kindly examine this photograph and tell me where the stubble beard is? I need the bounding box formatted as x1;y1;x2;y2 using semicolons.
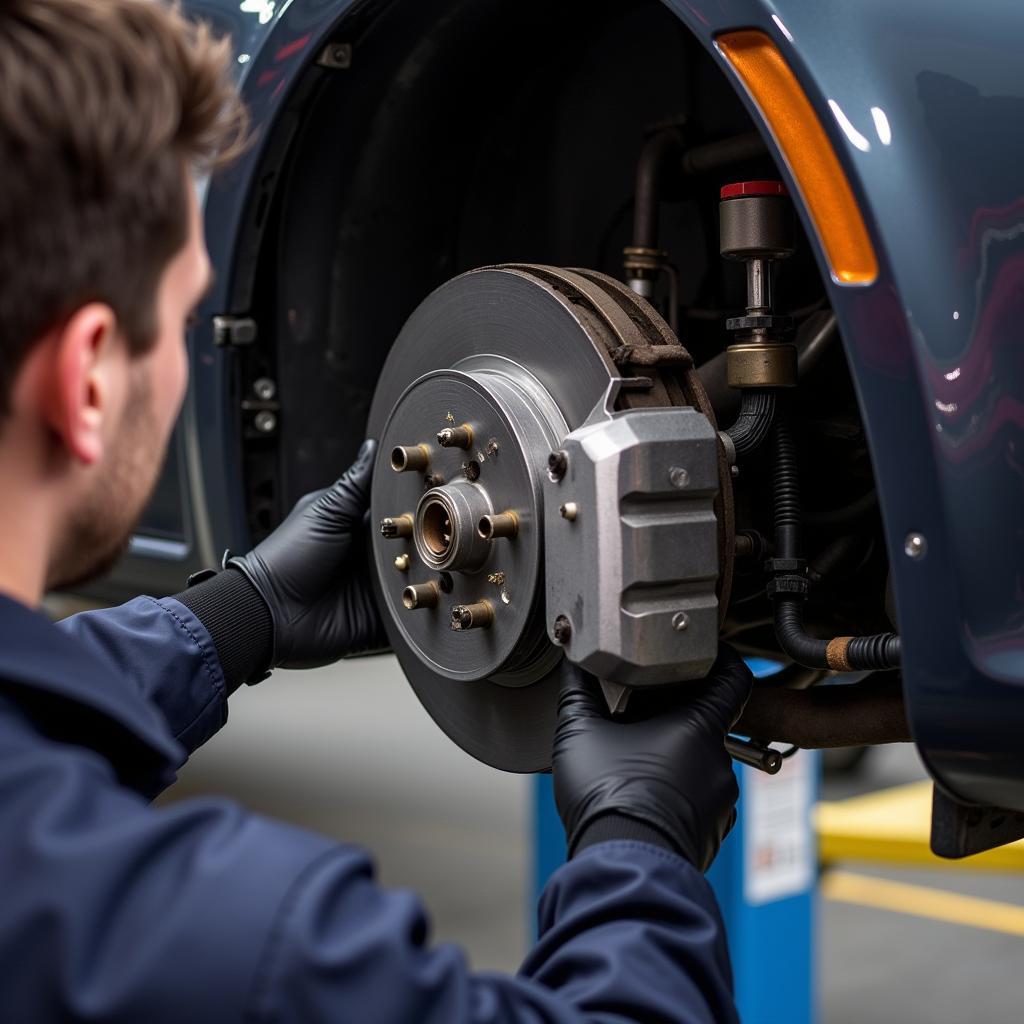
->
46;373;166;591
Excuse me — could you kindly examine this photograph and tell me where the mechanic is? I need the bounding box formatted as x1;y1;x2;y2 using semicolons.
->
0;2;752;1021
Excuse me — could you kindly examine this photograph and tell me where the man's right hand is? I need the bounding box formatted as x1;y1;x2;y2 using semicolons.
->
552;645;753;871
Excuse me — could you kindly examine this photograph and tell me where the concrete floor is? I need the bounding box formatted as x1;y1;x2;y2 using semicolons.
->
161;655;1024;1019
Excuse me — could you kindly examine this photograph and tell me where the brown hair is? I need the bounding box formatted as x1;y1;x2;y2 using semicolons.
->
0;0;248;415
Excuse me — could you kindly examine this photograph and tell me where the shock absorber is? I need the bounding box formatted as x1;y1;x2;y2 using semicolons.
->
719;180;796;460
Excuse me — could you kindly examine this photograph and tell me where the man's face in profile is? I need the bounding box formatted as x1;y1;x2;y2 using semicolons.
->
47;180;213;590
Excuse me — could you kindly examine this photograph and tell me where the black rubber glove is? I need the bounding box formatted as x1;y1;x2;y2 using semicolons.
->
228;439;387;669
552;645;753;871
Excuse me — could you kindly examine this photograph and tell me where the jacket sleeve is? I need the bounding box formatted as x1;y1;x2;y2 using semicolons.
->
248;838;738;1024
2;695;737;1024
56;595;232;756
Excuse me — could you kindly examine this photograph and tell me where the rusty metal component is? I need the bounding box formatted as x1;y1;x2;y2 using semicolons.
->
368;265;732;772
735;676;909;749
380;514;413;539
726;341;798;388
437;424;474;449
826;636;854;672
390;444;430;473
451;600;494;631
478;511;518;540
402;582;440;610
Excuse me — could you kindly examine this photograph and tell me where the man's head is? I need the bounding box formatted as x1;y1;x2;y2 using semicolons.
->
0;0;246;593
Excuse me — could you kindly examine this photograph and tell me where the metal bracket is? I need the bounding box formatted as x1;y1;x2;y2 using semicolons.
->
212;315;257;348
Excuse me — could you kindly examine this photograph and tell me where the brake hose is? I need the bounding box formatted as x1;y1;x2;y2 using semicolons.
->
767;411;901;672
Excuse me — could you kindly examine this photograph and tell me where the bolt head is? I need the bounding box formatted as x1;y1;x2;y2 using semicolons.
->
462;460;480;482
559;502;578;522
904;532;927;560
253;377;276;400
672;611;689;632
253;410;277;434
394;553;410;572
552;615;572;645
547;450;568;482
669;466;690;488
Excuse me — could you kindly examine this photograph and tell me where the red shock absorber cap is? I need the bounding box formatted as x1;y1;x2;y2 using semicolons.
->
720;179;789;199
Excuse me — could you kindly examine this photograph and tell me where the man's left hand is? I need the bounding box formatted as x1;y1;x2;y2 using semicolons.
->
229;439;386;668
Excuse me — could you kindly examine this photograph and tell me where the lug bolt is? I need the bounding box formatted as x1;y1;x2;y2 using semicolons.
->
450;600;494;631
403;582;440;610
394;553;411;572
437;424;474;449
547;450;568;482
478;511;519;540
380;514;413;539
559;502;578;522
390;444;430;473
552;615;572;646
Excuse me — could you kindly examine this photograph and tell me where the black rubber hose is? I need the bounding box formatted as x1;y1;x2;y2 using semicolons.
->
724;389;776;457
769;414;901;671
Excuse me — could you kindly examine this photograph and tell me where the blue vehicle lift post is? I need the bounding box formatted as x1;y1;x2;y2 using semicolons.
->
531;660;818;1024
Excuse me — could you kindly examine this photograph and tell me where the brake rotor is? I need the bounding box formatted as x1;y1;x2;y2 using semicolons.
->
368;265;732;772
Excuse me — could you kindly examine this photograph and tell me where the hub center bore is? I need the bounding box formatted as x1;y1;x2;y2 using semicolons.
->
414;481;492;573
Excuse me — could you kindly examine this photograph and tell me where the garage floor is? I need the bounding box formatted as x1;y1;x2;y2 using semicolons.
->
161;655;1024;1021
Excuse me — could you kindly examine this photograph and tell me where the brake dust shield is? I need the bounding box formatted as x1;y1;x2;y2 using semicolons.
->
367;265;731;772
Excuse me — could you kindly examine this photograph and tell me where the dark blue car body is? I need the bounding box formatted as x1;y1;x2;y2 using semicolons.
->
126;0;1024;816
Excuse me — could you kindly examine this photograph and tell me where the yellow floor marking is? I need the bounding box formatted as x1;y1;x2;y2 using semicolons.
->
816;781;1024;871
823;869;1024;937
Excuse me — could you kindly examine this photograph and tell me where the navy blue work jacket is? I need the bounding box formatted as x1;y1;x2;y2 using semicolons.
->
0;592;737;1022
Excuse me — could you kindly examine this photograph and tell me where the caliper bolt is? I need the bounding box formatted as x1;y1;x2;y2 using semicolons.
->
450;600;494;631
478;511;519;540
402;582;440;610
547;450;568;482
559;502;578;522
380;514;413;539
437;424;474;449
390;444;430;473
552;615;572;646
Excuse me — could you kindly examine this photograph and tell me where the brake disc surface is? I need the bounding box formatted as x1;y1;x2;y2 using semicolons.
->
367;265;728;772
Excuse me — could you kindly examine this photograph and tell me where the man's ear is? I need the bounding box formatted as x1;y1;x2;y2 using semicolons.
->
38;303;123;466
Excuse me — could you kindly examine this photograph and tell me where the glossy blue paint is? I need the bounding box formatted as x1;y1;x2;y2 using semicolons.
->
188;0;1024;807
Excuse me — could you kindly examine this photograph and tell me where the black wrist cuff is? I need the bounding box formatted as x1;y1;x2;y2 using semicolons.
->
173;569;274;693
572;813;682;859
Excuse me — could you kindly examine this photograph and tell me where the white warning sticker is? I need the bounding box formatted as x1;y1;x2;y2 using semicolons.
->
743;750;815;905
